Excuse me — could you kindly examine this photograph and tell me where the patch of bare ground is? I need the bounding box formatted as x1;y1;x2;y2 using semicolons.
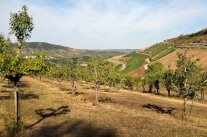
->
0;76;207;137
158;49;207;70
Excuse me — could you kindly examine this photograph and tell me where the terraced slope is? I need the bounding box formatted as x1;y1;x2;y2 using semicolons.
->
144;43;175;61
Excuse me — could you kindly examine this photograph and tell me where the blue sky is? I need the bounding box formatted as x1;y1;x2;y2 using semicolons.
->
1;0;207;49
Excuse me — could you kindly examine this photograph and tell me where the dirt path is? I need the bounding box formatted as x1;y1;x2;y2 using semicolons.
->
108;54;127;70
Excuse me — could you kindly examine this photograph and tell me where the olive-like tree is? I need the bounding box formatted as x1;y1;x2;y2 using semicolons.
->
87;59;109;104
64;59;80;96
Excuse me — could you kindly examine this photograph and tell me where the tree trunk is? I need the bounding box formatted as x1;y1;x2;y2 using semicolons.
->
167;89;171;97
156;88;159;95
71;80;76;96
190;98;195;114
136;81;139;92
94;66;99;104
14;84;20;127
16;40;22;57
149;83;153;93
184;96;188;114
142;80;146;92
95;83;99;104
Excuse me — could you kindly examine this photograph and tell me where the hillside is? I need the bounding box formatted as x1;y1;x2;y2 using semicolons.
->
167;28;207;48
158;48;207;70
22;42;126;61
117;28;207;77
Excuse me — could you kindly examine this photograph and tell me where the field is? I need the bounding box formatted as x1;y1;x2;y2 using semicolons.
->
0;77;207;137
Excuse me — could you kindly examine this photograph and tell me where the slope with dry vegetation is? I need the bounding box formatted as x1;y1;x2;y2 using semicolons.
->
1;76;207;137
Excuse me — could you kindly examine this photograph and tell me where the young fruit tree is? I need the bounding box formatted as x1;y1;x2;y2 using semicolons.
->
64;59;80;96
0;5;48;129
87;59;109;104
173;51;206;114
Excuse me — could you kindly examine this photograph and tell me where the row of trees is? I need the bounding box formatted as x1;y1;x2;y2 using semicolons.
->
143;51;207;114
49;59;124;103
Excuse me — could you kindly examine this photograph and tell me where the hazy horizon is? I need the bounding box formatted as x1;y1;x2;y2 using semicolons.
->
1;0;207;49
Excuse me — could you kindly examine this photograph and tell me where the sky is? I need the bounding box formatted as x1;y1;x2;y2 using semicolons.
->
1;0;207;49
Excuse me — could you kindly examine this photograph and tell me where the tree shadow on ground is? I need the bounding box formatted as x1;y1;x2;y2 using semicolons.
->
20;82;31;88
0;89;12;93
28;119;118;137
143;103;175;114
1;84;13;88
26;106;70;129
0;93;39;100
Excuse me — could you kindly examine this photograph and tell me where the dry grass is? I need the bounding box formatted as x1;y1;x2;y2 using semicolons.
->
158;49;207;70
0;76;207;137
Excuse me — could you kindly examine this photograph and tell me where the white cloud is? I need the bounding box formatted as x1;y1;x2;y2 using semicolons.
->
0;0;207;49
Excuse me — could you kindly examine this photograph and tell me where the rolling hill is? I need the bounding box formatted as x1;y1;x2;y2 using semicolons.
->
21;42;127;62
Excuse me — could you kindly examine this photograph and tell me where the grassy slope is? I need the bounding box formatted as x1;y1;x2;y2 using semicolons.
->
144;43;175;61
122;43;175;74
0;77;207;137
122;52;148;73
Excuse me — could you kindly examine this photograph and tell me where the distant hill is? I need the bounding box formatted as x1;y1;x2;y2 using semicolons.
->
21;42;126;61
102;49;138;53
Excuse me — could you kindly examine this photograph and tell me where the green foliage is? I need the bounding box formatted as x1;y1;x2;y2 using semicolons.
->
9;5;34;42
173;52;203;98
0;6;47;85
144;62;163;82
122;76;134;90
87;59;110;85
63;59;80;82
162;67;174;96
106;63;122;88
145;43;175;61
123;52;148;73
144;62;163;93
0;38;48;84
